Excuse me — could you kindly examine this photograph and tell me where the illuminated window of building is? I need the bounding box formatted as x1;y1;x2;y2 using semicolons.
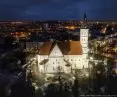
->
83;32;85;35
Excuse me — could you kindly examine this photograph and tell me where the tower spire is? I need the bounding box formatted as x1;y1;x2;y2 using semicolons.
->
83;11;87;21
81;12;88;28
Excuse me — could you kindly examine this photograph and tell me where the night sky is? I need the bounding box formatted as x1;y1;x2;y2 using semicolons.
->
0;0;117;20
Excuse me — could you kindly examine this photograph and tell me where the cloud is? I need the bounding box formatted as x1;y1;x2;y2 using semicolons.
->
22;4;81;20
86;0;117;19
0;0;117;20
0;0;85;20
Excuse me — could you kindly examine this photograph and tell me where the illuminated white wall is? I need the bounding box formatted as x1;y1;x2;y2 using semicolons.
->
37;55;48;73
49;45;63;57
80;29;89;54
37;29;89;74
45;57;66;73
38;54;89;73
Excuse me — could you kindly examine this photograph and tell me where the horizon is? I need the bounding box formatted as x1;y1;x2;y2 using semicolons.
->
1;19;117;22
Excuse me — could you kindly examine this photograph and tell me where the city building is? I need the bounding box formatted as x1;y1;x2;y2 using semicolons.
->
37;28;89;74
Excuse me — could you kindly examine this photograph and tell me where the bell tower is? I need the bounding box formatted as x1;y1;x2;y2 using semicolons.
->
80;29;88;54
80;12;89;57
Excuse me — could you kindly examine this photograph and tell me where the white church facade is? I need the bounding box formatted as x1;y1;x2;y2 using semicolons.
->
37;29;89;74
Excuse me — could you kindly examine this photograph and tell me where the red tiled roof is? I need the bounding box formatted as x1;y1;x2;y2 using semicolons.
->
39;40;82;55
39;42;53;55
68;41;82;55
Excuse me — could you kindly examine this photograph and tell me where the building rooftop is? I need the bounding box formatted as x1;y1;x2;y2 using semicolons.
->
39;40;82;55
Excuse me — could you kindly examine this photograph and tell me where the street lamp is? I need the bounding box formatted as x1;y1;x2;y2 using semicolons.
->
90;57;93;61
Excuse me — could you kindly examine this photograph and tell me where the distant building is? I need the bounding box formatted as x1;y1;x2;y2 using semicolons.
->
26;42;43;49
37;28;89;74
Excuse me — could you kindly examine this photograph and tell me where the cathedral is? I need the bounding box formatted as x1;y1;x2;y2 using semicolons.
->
37;28;89;74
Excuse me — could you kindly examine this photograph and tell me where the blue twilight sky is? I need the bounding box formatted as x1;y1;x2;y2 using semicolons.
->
0;0;117;20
